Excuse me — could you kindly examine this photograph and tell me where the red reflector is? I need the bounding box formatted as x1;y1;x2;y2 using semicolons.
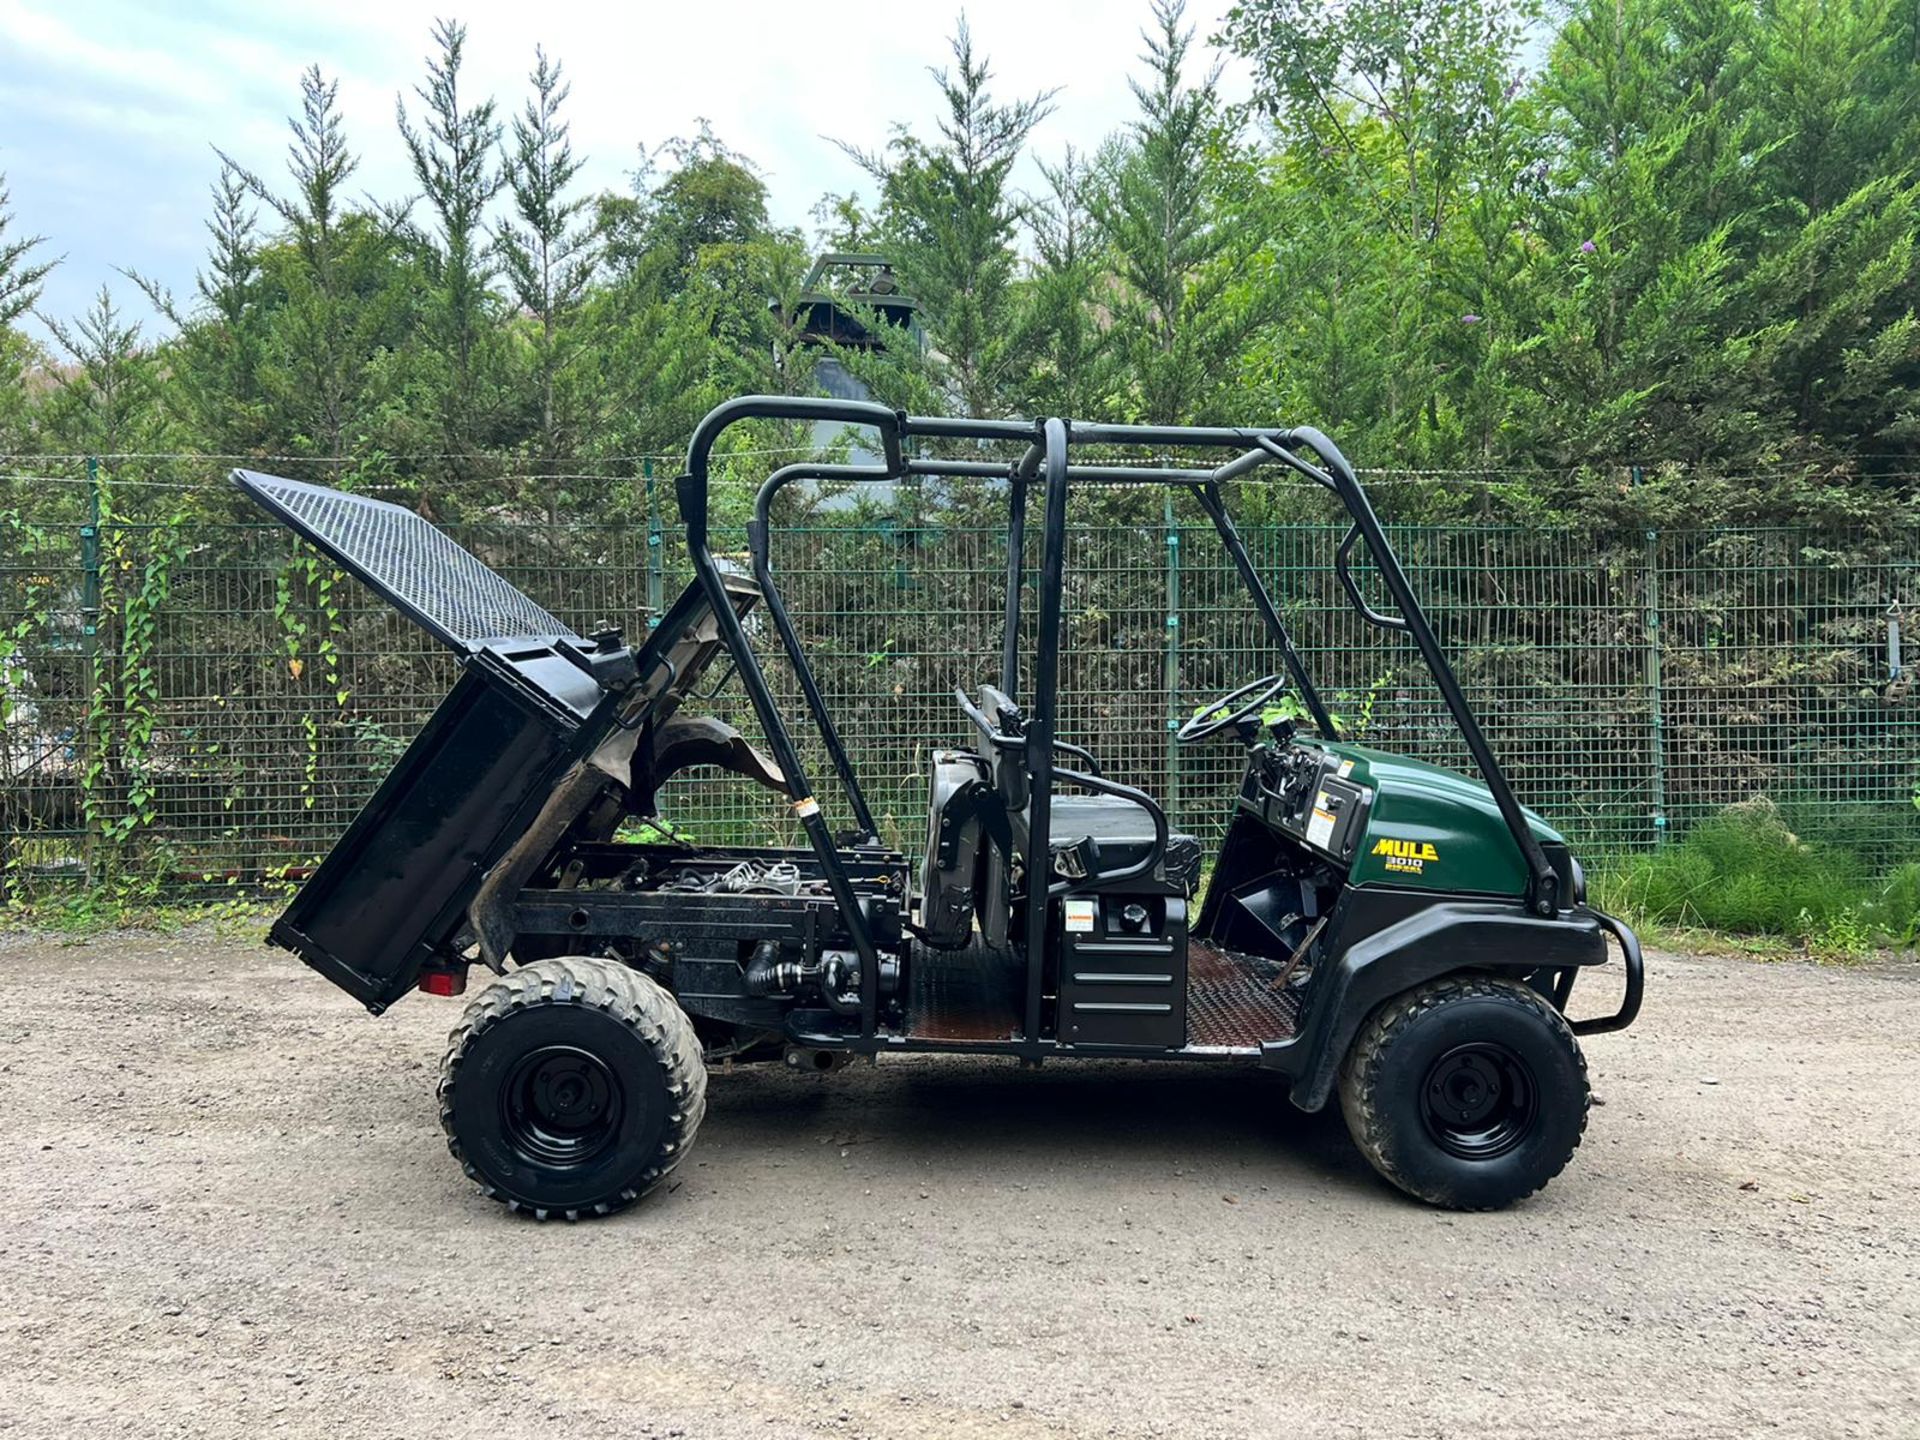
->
417;969;467;997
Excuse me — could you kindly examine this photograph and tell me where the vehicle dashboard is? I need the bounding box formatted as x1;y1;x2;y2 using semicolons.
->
1245;741;1373;870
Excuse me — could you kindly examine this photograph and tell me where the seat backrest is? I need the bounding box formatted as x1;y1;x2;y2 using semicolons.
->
978;684;1029;814
972;685;1029;952
919;749;995;948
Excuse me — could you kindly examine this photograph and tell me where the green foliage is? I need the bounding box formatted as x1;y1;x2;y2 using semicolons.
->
395;19;508;459
1005;149;1117;418
496;46;596;474
0;174;55;328
1218;0;1920;487
218;65;414;463
0;508;56;737
40;289;162;456
1777;791;1920;870
272;549;347;811
80;481;191;851
1595;799;1920;946
615;816;694;846
1093;1;1263;424
838;19;1056;417
4;878;282;937
0;2;1912;496
1866;862;1920;946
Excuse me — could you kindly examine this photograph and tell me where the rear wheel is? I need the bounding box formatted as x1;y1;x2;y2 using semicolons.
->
438;957;706;1220
1338;974;1588;1209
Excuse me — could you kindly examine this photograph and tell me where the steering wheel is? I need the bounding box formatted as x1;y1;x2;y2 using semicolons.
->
1176;675;1290;745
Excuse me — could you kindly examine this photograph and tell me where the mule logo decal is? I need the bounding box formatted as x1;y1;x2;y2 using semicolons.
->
1371;837;1440;874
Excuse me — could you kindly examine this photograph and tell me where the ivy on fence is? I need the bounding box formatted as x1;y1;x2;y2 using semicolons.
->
83;476;191;849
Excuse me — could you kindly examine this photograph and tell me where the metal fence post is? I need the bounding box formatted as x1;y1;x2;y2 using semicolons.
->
1644;526;1669;846
80;457;102;877
1164;491;1181;827
644;458;663;630
80;457;101;656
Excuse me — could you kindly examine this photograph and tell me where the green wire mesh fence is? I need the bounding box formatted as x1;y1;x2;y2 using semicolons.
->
3;462;1917;897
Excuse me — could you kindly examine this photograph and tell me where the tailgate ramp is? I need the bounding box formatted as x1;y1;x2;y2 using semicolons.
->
232;469;576;651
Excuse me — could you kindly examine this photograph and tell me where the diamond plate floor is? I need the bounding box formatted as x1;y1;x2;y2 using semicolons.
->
907;945;1025;1042
1186;941;1302;1048
908;940;1302;1050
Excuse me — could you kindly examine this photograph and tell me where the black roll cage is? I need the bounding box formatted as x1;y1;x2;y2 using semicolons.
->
674;396;1562;1046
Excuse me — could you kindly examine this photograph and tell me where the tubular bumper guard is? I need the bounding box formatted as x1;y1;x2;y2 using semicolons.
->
1569;907;1645;1035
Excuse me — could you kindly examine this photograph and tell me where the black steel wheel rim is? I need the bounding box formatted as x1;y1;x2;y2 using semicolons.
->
1420;1043;1538;1161
502;1045;625;1168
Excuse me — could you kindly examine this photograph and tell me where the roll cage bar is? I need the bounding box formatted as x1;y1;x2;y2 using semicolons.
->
673;397;1563;1047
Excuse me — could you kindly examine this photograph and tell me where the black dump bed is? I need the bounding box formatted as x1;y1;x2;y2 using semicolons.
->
274;647;607;1010
231;471;747;1012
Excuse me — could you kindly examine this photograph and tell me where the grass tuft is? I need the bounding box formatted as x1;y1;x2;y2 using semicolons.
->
1593;798;1919;956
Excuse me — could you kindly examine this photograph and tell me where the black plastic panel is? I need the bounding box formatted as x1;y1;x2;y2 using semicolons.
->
1049;794;1201;893
271;648;601;1009
231;469;576;652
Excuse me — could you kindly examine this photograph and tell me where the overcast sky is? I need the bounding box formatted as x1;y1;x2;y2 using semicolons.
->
0;0;1251;347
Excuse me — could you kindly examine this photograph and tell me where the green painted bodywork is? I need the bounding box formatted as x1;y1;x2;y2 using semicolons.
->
1304;740;1565;896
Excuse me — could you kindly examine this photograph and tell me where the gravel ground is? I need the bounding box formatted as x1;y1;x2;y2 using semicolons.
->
0;929;1916;1440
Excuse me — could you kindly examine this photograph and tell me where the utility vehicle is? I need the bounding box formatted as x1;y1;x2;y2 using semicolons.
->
235;396;1642;1219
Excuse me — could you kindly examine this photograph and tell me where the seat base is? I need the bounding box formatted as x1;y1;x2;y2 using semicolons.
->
1047;794;1201;893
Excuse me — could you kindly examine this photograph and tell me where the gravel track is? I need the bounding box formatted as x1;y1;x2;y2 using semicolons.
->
0;930;1915;1439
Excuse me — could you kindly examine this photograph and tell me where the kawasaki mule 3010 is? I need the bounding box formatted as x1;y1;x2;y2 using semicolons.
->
235;396;1642;1218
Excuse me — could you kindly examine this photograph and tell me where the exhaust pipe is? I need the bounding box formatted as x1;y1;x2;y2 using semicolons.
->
783;1045;850;1074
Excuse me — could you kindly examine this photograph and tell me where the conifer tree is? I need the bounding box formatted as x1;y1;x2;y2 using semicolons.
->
841;21;1055;416
1096;1;1259;424
221;66;396;460
398;18;506;456
0;173;56;447
497;46;595;471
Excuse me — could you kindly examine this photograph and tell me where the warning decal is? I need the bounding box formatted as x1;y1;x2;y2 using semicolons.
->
1305;792;1338;850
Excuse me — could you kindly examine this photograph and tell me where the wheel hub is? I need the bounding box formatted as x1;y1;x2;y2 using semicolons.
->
1420;1043;1538;1161
503;1045;624;1167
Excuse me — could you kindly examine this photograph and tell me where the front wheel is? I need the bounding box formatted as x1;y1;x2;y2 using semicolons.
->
438;957;707;1220
1338;974;1588;1209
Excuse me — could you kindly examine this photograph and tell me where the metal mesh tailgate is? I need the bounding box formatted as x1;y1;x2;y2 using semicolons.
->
231;470;576;652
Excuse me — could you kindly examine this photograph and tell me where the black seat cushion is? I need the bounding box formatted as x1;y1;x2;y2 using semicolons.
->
1047;794;1201;894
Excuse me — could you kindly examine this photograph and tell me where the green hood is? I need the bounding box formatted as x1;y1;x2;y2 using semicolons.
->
1311;741;1563;896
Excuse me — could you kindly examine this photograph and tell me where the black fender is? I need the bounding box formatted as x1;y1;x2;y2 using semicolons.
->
1262;899;1607;1112
632;715;787;814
